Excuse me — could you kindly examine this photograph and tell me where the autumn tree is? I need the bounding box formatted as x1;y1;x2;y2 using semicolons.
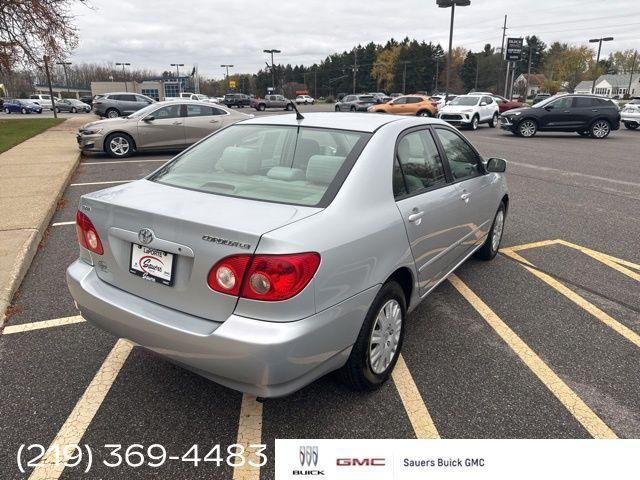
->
371;45;401;92
0;0;87;70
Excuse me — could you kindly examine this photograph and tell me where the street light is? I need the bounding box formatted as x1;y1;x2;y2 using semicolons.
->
56;61;72;94
437;0;470;101
263;49;281;92
115;62;131;92
221;64;234;91
170;63;185;94
589;37;614;93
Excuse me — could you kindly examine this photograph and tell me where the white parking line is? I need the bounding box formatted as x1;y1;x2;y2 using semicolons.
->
69;180;133;187
81;159;168;165
2;315;85;334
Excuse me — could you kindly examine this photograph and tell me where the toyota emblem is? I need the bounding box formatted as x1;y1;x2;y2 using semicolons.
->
138;228;154;245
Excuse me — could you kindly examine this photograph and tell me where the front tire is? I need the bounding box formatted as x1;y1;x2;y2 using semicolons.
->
105;133;134;158
335;105;341;112
590;119;611;139
339;281;406;390
416;110;432;117
518;119;537;137
258;104;266;111
71;107;77;113
624;122;638;130
285;103;293;111
475;203;506;260
4;108;10;114
489;112;499;128
105;108;120;118
469;115;479;130
21;108;27;114
350;106;356;112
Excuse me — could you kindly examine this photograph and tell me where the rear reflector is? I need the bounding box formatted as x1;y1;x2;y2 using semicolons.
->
207;252;320;301
75;211;103;255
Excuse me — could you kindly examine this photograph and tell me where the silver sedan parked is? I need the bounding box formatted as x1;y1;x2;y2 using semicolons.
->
76;100;251;158
67;113;509;397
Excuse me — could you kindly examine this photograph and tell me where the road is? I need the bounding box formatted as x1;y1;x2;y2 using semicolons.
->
0;105;638;479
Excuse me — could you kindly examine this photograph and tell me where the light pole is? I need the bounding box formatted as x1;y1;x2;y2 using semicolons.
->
56;61;72;94
170;63;185;94
437;0;470;101
221;64;234;91
589;37;613;94
263;49;281;92
115;62;130;92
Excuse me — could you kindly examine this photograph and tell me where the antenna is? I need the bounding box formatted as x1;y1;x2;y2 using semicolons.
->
289;99;304;120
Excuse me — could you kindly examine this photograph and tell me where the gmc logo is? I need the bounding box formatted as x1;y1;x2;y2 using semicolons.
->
336;458;386;466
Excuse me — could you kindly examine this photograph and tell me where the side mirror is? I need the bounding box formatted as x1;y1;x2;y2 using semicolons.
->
502;100;507;103
480;101;487;106
486;157;507;173
544;105;554;111
143;116;155;122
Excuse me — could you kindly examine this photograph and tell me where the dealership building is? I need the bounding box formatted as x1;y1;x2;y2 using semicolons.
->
90;76;189;100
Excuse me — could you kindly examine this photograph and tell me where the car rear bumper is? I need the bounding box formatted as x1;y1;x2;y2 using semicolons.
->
67;259;377;397
621;112;640;124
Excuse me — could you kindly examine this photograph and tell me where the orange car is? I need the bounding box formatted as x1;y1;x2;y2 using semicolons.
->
367;94;438;117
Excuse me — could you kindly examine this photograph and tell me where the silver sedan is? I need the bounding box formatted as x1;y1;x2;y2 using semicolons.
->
67;112;508;397
76;100;251;158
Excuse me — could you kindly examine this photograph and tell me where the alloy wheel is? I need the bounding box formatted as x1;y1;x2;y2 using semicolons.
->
592;120;610;138
471;116;479;130
109;137;130;156
491;210;505;252
368;299;402;374
519;120;536;137
107;110;119;118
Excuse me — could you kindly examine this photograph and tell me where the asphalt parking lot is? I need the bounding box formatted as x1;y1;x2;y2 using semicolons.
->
1;105;639;479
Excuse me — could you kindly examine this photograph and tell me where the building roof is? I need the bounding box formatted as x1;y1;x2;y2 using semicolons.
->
574;81;592;91
595;73;640;87
516;73;547;86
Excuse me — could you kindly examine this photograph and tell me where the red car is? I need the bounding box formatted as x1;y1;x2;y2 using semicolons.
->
492;94;527;113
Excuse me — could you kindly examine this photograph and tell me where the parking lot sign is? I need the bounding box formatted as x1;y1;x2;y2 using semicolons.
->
506;38;524;61
229;80;236;89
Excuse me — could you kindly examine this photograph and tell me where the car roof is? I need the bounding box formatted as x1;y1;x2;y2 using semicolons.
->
239;112;447;133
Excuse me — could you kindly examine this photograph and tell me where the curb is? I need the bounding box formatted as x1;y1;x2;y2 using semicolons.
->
0;126;82;330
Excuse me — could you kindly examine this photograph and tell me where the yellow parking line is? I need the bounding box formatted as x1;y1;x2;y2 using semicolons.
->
392;355;440;438
3;316;85;335
502;248;640;349
554;239;640;273
28;339;133;480
504;239;560;252
232;394;264;480
448;274;617;439
581;250;640;282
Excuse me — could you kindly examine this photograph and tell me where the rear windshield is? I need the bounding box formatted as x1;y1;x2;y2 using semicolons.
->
358;95;374;101
150;125;370;207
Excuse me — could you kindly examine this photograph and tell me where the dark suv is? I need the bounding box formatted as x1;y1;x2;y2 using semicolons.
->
499;94;620;139
223;93;250;108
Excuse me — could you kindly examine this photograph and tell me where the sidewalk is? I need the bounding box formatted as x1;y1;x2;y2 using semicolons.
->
0;117;87;328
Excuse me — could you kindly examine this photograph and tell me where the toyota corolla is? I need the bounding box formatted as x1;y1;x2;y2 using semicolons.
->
67;112;509;397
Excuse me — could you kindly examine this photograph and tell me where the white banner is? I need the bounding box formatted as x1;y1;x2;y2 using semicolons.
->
275;439;639;480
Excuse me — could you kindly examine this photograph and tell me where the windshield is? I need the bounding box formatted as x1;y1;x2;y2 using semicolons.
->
150;124;370;207
127;103;160;119
450;96;480;106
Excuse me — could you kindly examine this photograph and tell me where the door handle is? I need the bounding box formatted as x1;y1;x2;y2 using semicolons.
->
209;119;220;123
408;211;424;223
172;121;182;125
460;192;470;203
591;109;599;112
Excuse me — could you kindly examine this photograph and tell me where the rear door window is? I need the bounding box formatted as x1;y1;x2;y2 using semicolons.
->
395;129;448;196
573;97;596;108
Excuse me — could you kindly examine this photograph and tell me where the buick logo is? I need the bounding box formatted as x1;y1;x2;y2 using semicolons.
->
138;228;154;245
299;446;318;467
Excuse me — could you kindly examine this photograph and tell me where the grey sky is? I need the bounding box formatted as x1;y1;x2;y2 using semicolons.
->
70;0;639;78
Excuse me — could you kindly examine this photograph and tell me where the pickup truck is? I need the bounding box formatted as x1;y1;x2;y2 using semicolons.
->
165;92;210;102
250;94;293;111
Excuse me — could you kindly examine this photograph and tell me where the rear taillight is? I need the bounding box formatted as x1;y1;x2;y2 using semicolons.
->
207;252;320;301
75;211;103;255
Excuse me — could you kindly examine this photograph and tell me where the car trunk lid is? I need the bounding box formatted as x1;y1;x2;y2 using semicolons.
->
80;179;320;322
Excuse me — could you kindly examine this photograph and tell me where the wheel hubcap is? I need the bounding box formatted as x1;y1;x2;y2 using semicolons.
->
520;121;535;136
108;111;118;118
593;121;609;138
369;299;402;374
109;137;129;156
491;210;504;252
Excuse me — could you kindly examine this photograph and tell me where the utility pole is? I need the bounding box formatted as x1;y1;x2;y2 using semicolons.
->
627;50;637;97
56;61;72;94
437;0;471;101
402;61;408;94
115;62;131;92
221;64;233;90
170;63;185;94
589;36;614;93
314;69;317;98
525;45;534;99
499;14;508;96
352;48;358;94
43;56;57;118
263;49;281;92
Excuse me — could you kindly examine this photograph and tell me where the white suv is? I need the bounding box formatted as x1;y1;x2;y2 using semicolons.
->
295;94;315;105
29;94;59;110
438;94;500;130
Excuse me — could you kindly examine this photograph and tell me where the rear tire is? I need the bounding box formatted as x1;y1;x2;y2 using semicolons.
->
335;105;341;112
5;108;10;114
105;132;134;158
106;108;120;118
590;119;611;139
71;107;77;113
474;202;506;261
489;112;499;128
339;281;406;391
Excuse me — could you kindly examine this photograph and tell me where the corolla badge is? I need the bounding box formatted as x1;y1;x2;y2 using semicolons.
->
138;228;154;245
